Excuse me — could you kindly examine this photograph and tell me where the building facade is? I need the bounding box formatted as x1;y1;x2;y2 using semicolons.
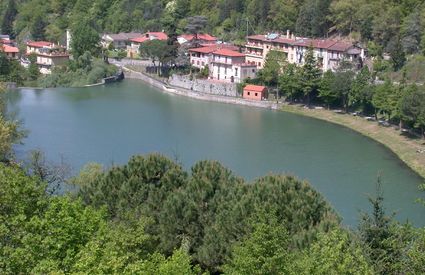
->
26;41;69;74
210;49;257;83
127;32;168;58
244;32;366;71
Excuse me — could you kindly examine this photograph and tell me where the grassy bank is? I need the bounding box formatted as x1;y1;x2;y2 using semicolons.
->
281;104;425;180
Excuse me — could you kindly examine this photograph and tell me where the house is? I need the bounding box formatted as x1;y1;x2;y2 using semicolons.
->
292;39;364;71
210;48;257;83
244;32;366;71
26;41;69;74
0;44;19;59
188;44;239;69
101;32;142;49
245;32;295;68
243;85;267;101
177;33;217;45
127;32;168;58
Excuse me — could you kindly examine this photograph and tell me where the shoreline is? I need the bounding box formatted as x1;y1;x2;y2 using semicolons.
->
123;66;425;180
281;105;425;180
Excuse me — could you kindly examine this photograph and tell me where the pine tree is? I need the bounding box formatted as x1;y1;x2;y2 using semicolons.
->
300;45;321;106
1;0;18;38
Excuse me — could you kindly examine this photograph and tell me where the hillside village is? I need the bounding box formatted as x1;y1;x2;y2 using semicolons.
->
1;29;366;82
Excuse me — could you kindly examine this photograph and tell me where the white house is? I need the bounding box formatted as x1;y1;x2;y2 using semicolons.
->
210;48;257;83
26;41;69;74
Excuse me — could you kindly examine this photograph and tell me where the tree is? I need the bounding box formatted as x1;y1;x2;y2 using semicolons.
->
27;53;40;81
400;88;425;138
260;50;286;90
331;60;355;111
358;177;395;275
223;214;294;275
279;64;301;102
318;70;337;109
349;66;372;112
372;81;395;120
185;16;208;46
294;228;374;275
1;0;18;38
140;40;176;76
299;46;321;106
30;15;47;41
388;37;406;71
70;18;100;59
401;11;421;55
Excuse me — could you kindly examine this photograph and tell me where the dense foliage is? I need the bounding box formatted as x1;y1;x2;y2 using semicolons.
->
1;153;424;274
250;48;425;137
1;0;425;54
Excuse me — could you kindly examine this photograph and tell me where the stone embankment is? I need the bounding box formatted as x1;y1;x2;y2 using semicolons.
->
122;67;280;110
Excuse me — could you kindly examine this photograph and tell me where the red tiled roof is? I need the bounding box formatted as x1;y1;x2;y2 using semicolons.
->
247;34;294;44
213;48;245;57
27;41;54;48
1;44;19;53
146;32;168;40
129;37;150;43
180;33;217;41
327;41;353;52
244;85;266;92
129;32;168;43
292;39;337;49
189;44;239;54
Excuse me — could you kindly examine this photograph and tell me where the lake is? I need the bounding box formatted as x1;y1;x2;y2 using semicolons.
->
8;79;425;226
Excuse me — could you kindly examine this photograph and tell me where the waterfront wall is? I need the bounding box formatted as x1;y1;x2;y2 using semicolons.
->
169;75;238;97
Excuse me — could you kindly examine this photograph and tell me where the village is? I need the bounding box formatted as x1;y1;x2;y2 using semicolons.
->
0;29;367;101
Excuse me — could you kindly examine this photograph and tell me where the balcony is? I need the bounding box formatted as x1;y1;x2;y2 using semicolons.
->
245;43;263;49
245;52;263;58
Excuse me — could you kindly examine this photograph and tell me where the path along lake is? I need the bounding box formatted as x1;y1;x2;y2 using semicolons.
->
8;79;425;227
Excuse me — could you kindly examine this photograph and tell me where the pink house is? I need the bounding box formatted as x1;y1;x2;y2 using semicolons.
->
243;85;267;101
0;44;19;59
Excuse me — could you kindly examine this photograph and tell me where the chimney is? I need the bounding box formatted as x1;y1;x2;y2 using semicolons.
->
291;33;295;40
66;29;72;50
286;30;290;39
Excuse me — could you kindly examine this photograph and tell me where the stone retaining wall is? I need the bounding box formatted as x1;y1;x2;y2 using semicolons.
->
169;75;238;97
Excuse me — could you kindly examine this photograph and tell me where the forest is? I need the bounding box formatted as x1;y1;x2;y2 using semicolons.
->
1;0;425;55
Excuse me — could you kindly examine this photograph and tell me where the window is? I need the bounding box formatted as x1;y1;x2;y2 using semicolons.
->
255;93;258;96
258;62;261;67
235;68;238;76
252;69;255;73
192;60;195;64
197;61;199;65
202;62;205;66
247;92;250;95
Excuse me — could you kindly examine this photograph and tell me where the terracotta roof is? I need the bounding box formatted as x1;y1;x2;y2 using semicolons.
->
179;33;217;41
292;39;337;49
247;34;294;44
146;32;168;40
244;85;266;92
27;41;54;48
129;32;168;43
213;48;245;57
1;44;19;53
327;41;353;52
105;32;142;41
129;37;150;43
189;44;239;54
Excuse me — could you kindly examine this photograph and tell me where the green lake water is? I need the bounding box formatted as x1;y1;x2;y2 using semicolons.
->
8;79;425;226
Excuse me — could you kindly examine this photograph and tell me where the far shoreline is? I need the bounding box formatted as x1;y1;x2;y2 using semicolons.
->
122;67;425;181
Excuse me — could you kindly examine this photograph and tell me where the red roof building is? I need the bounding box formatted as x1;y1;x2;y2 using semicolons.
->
178;33;217;44
127;32;169;58
243;85;267;101
0;44;19;59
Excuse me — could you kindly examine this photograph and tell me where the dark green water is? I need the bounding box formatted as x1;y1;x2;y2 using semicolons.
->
9;79;425;226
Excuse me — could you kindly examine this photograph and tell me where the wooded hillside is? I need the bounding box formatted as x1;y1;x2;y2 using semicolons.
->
1;0;425;56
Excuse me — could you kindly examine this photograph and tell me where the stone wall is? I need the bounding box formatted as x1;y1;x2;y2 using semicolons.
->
169;74;238;97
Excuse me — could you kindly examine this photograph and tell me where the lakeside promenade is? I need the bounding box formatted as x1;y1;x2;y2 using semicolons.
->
115;61;425;180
